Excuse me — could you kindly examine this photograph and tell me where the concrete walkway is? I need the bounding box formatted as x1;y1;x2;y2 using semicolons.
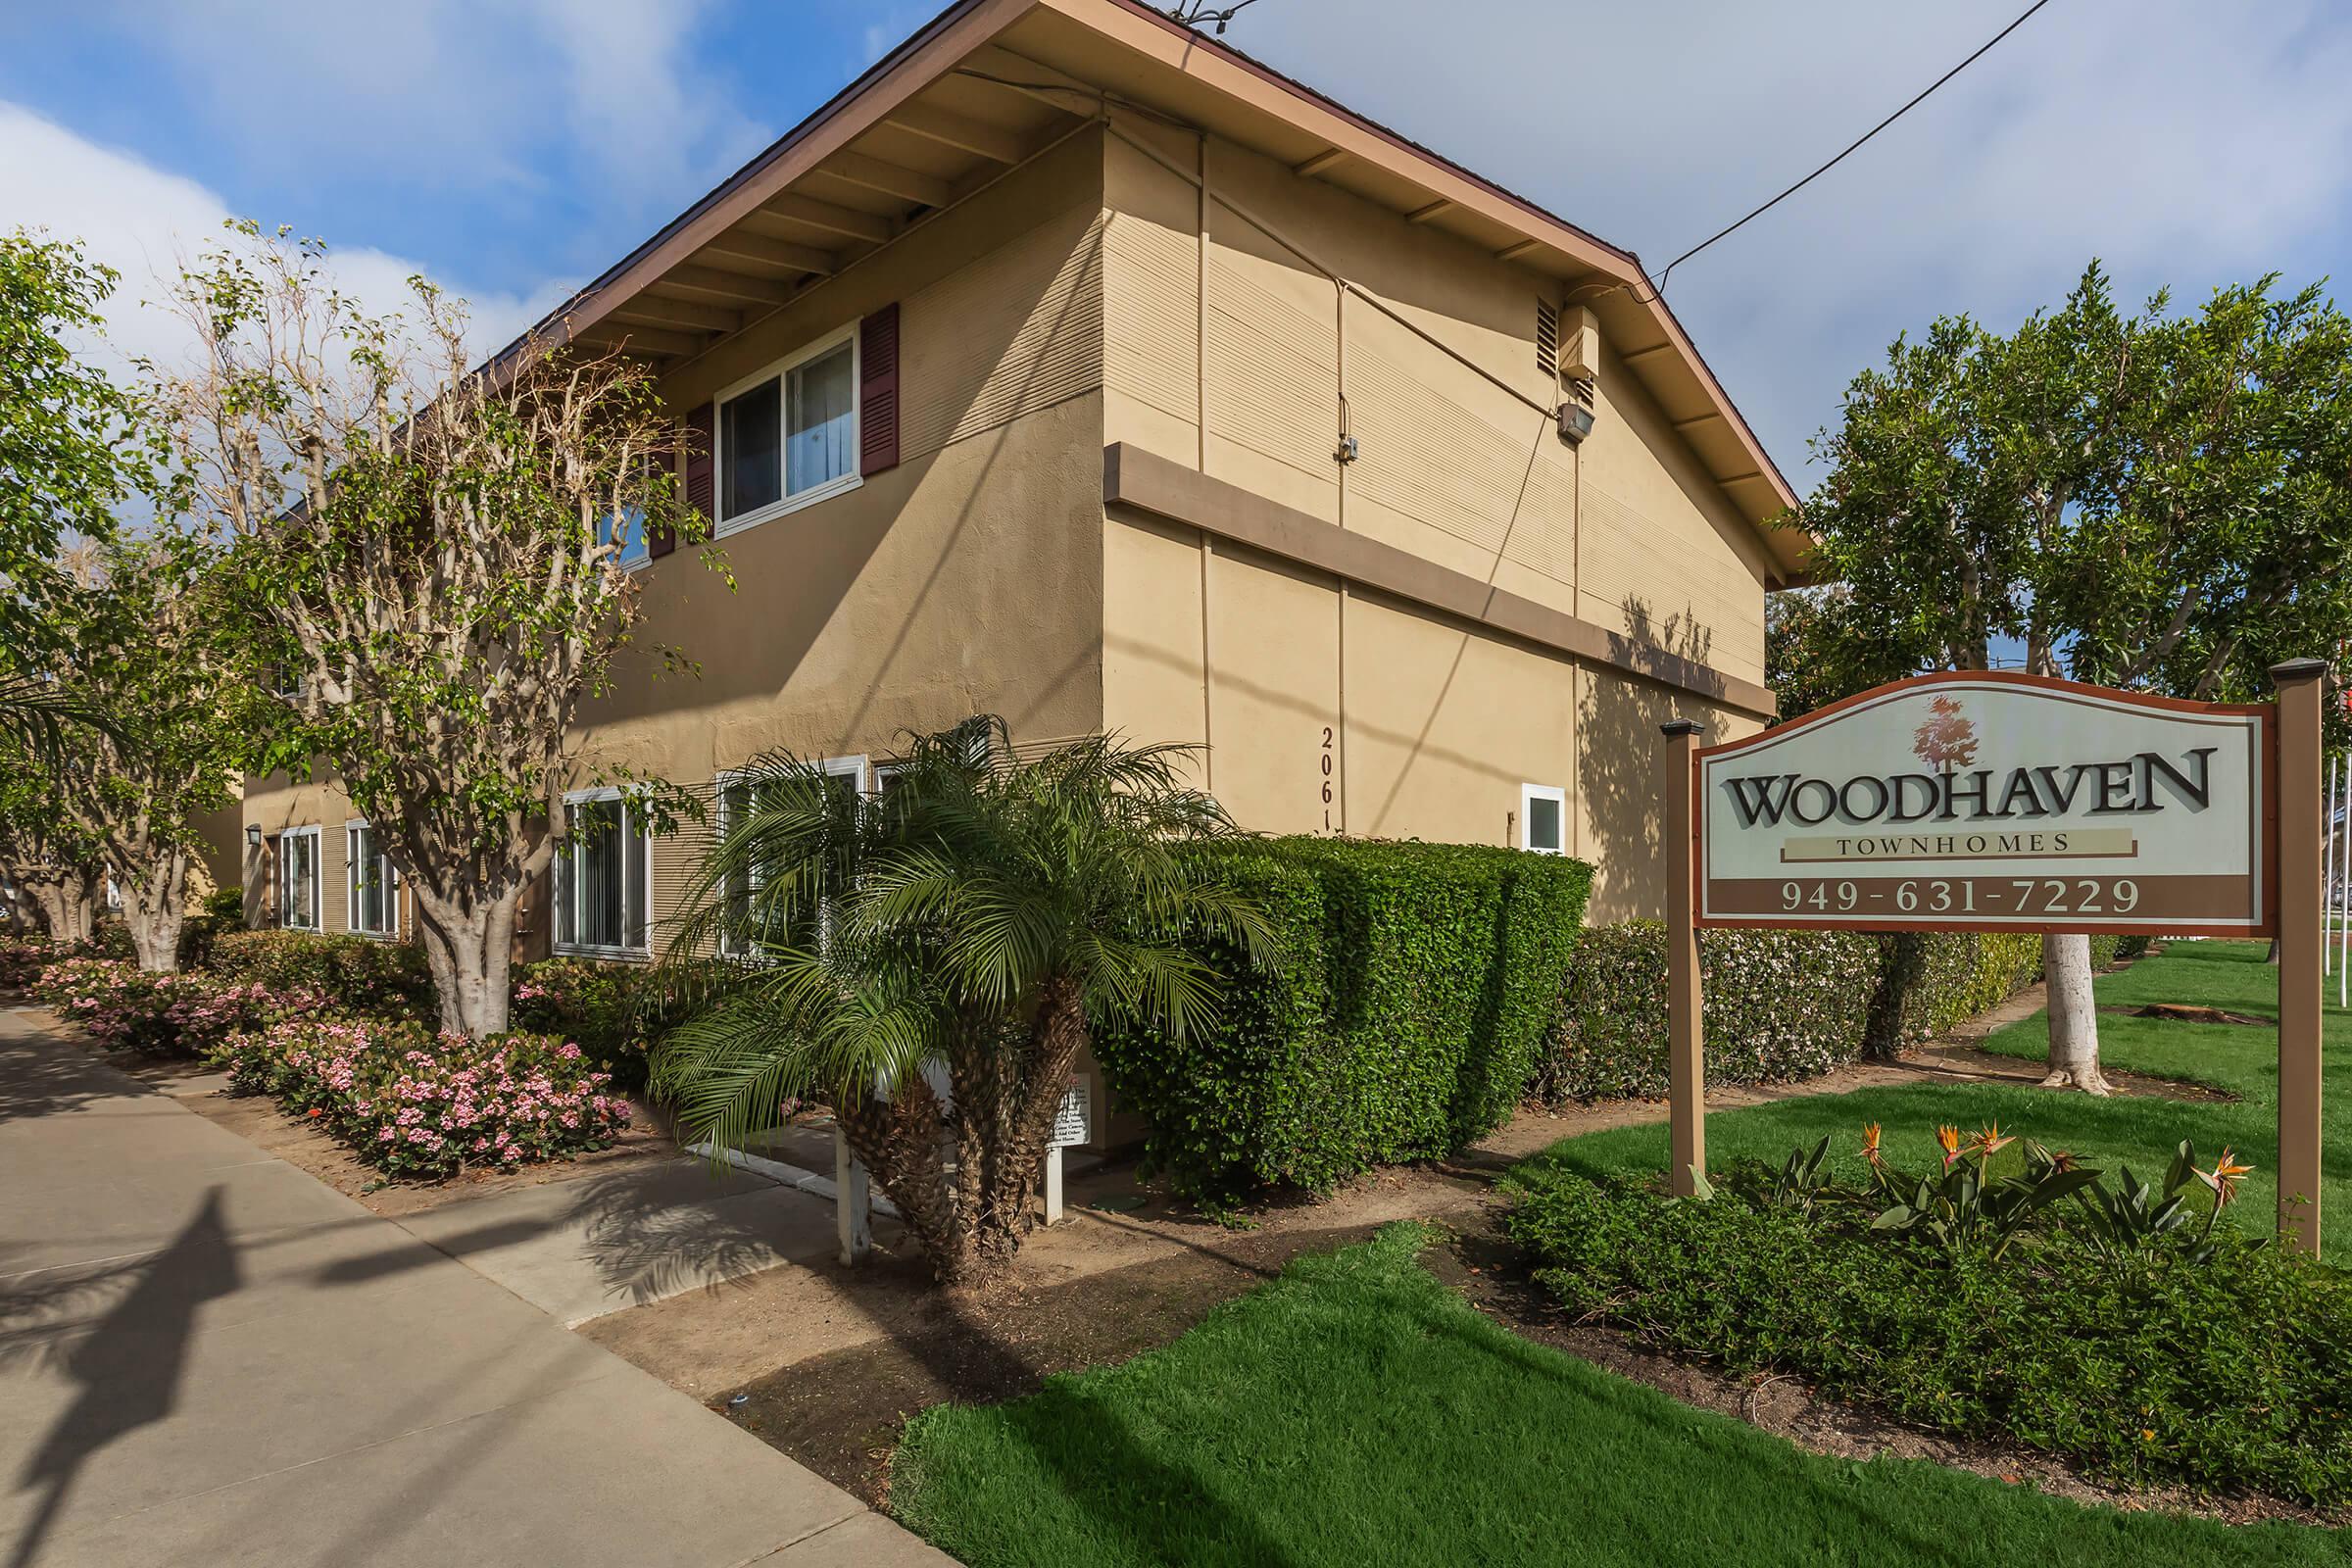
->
0;1008;955;1568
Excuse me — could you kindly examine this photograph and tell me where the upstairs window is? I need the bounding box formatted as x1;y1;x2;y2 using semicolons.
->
598;505;650;570
716;326;859;531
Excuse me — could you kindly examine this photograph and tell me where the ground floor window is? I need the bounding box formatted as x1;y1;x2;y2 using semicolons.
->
278;826;322;929
715;756;865;956
345;821;400;937
1519;783;1566;855
554;791;651;956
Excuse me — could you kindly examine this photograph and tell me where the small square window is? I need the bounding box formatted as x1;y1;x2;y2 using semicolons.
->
1519;784;1566;856
787;343;856;496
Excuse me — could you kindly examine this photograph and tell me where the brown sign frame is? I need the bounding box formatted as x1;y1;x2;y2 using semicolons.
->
1689;669;2279;940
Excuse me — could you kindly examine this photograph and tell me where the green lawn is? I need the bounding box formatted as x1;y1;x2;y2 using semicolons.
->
1519;939;2352;1252
892;942;2352;1564
895;1223;2349;1566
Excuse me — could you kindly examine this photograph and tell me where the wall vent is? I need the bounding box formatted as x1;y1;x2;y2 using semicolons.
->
1536;299;1560;380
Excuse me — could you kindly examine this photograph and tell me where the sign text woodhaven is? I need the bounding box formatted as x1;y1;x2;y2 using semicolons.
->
1694;672;2275;934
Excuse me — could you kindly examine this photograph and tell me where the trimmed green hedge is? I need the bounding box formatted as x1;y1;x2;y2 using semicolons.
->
1536;925;1884;1102
1094;837;1592;1202
1539;927;2152;1105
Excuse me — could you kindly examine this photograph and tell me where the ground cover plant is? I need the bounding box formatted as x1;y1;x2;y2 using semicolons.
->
1504;1129;2352;1507
213;1015;630;1181
1518;940;2352;1252
892;1222;2350;1566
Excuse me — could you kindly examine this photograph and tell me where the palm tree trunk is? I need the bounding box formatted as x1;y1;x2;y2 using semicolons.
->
978;973;1088;1258
839;1075;971;1284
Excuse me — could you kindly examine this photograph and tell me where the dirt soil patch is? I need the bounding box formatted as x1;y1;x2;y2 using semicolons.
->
1438;1224;2333;1529
2113;1002;2274;1028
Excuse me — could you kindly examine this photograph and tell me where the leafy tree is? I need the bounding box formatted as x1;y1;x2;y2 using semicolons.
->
0;758;105;944
1784;263;2352;1092
0;230;141;760
36;535;249;970
145;223;710;1035
652;719;1274;1285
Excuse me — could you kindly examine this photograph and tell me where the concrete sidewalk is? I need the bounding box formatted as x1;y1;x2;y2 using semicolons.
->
0;1008;954;1568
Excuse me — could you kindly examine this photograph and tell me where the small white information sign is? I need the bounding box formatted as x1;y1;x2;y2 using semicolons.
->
1050;1074;1090;1148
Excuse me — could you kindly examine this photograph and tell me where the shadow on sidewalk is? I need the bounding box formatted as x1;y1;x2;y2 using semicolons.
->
6;1189;238;1568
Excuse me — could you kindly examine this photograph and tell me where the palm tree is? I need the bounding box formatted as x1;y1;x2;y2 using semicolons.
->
651;717;1274;1284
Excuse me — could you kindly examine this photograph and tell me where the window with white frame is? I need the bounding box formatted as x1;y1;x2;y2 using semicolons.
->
716;326;858;532
345;821;401;937
278;826;322;929
715;757;866;956
1519;783;1566;856
554;790;652;956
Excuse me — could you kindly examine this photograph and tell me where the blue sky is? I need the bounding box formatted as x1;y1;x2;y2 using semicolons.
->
6;0;2352;487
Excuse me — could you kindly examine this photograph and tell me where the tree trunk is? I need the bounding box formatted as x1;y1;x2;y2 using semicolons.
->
27;868;99;946
2038;932;2112;1094
978;975;1089;1258
413;885;521;1038
838;1077;968;1283
122;849;190;972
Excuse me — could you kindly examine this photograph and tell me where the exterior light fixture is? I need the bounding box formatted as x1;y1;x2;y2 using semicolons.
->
1555;401;1596;446
245;824;264;849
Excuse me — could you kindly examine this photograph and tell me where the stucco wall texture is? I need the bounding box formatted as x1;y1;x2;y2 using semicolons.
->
244;122;1771;950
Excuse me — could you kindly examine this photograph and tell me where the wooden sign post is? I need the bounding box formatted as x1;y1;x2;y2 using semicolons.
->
1666;666;2323;1253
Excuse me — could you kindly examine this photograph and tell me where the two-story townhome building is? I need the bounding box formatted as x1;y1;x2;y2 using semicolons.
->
243;0;1808;990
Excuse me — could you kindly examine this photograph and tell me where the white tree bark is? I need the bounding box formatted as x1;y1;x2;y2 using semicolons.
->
120;849;190;972
414;882;525;1039
25;867;98;946
2038;931;2112;1094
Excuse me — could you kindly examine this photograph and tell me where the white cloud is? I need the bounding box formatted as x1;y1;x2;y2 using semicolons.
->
74;0;763;219
0;101;576;380
1226;0;2352;479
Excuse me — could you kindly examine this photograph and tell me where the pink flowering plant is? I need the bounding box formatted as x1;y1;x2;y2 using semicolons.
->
0;934;57;990
213;1016;630;1181
35;956;330;1057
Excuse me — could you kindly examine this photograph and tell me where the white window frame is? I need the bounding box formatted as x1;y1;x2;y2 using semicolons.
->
1518;783;1567;856
278;825;323;930
344;819;402;939
711;322;861;538
553;787;655;959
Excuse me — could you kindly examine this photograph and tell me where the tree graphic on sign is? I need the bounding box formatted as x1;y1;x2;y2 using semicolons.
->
1913;696;1978;771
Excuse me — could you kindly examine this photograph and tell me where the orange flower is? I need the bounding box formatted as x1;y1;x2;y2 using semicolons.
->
1861;1123;1884;1164
1969;1122;2015;1162
1936;1124;1962;1167
2049;1150;2082;1174
2196;1148;2254;1208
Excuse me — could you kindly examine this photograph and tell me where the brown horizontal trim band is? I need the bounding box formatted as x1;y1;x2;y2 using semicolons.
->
1102;441;1776;720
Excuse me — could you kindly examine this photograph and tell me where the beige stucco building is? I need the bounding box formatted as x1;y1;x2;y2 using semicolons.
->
242;0;1807;965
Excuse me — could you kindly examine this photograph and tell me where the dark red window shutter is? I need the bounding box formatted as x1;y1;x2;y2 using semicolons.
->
662;402;713;559
859;305;900;475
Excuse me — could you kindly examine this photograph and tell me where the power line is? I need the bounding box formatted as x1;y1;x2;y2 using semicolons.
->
1165;0;1261;34
1642;0;2058;300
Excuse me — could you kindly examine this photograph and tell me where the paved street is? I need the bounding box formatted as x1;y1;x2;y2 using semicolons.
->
0;1008;951;1568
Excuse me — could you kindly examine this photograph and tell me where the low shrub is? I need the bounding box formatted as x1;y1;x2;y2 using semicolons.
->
215;1015;631;1181
1900;932;2043;1041
1504;1141;2352;1509
1093;837;1592;1202
34;956;330;1057
0;933;54;990
202;886;244;922
511;956;653;1089
206;929;435;1019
